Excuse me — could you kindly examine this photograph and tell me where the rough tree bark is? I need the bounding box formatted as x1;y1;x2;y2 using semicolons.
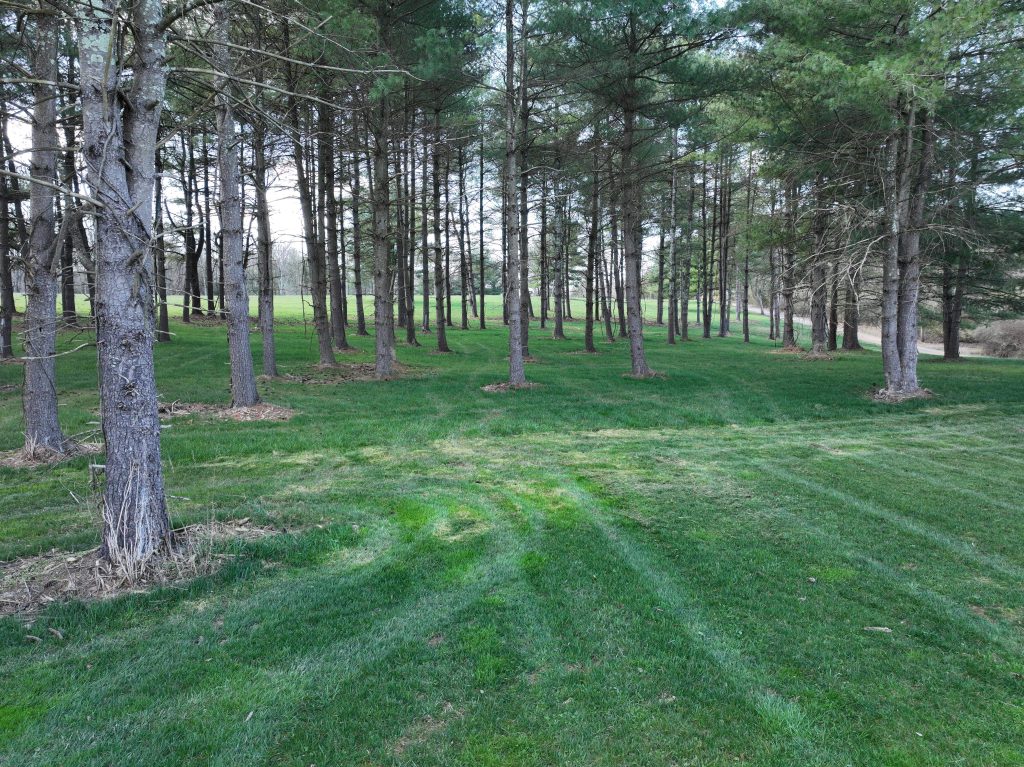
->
214;2;259;406
370;95;395;379
252;104;278;376
23;7;66;452
504;0;526;385
432;108;450;353
621;104;651;376
78;0;171;565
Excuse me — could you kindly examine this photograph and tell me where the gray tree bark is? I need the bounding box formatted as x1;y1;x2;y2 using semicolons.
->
370;98;395;378
214;2;259;406
23;7;66;452
504;0;526;385
78;0;171;565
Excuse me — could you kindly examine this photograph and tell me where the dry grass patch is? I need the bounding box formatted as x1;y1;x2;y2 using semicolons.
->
158;401;295;422
481;381;540;393
282;361;423;384
0;440;101;469
1;518;279;617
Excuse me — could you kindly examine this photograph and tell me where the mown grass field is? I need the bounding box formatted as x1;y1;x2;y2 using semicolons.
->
2;296;1024;766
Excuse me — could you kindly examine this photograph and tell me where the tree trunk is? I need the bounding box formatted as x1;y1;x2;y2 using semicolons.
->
370;96;395;378
809;181;828;354
253;119;277;376
504;0;526;385
781;179;797;348
621;106;651;376
479;124;486;329
458;146;470;330
154;150;170;342
215;3;259;406
322;113;348;350
23;8;66;452
0;163;13;359
584;160;599;353
842;271;862;351
667;136;678;345
552;179;566;340
432;108;451;353
79;0;171;565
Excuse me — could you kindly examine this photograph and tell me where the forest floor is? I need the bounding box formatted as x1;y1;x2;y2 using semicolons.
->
2;297;1024;766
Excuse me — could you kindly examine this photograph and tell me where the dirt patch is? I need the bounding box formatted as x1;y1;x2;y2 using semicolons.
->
0;441;102;470
281;362;421;384
800;351;834;361
768;346;805;355
1;519;279;617
393;702;464;756
158;401;295;422
871;388;934;404
481;381;540;393
621;370;665;380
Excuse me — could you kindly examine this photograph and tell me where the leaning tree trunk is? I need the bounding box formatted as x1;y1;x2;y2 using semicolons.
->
78;0;171;566
214;2;259;406
23;8;66;452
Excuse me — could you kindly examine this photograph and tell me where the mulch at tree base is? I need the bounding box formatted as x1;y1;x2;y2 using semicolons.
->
158;401;296;422
0;441;102;470
871;387;934;404
0;519;280;617
768;346;806;354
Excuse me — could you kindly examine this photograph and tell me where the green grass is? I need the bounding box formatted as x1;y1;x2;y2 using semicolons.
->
2;296;1024;766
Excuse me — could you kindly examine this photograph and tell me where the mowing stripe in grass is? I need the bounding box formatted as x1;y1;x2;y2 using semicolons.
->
757;462;1024;583
563;480;848;767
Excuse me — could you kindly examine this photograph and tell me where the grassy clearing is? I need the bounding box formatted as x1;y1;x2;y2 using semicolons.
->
1;297;1023;766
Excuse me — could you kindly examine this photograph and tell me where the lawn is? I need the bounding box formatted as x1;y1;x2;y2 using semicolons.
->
2;297;1023;766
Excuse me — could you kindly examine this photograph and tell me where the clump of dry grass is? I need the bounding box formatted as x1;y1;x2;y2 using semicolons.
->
0;438;102;470
0;518;279;617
